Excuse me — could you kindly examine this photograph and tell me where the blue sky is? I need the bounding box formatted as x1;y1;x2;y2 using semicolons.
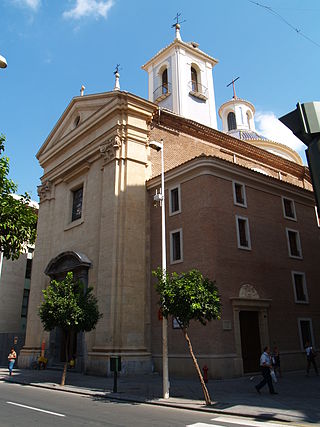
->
1;0;319;198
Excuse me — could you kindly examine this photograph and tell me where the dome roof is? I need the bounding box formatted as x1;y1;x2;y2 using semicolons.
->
226;129;303;165
227;129;269;141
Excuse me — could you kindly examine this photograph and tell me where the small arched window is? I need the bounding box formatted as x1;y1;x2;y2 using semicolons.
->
191;67;198;92
246;111;251;129
227;112;237;131
162;68;168;94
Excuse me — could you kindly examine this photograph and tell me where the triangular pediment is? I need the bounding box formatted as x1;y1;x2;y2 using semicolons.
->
37;91;119;160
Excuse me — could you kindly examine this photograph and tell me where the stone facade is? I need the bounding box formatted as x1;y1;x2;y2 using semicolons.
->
19;92;158;374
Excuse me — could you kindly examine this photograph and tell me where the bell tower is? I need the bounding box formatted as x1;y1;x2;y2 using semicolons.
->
142;23;218;129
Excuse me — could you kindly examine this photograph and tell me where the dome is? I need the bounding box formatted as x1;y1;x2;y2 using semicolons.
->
219;97;303;165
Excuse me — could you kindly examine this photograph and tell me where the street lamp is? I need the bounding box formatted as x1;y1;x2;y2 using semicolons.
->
149;139;169;399
0;54;7;69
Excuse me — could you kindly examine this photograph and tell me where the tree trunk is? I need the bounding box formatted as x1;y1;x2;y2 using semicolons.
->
182;327;211;405
61;330;69;386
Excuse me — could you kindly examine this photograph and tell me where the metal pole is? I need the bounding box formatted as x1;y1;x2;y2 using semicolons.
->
160;139;169;399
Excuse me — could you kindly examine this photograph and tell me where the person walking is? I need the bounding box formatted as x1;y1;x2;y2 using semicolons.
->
8;348;17;376
305;341;318;376
272;346;282;378
255;346;278;395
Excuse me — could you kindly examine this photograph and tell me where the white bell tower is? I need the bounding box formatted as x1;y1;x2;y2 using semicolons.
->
142;23;218;129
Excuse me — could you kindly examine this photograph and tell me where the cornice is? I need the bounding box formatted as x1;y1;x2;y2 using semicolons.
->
147;154;314;203
152;109;309;181
141;38;218;70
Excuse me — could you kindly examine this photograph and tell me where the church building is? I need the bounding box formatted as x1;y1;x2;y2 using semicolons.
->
19;24;320;379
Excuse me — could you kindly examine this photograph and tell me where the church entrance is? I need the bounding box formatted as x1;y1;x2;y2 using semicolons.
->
60;330;77;362
239;310;261;373
44;251;92;371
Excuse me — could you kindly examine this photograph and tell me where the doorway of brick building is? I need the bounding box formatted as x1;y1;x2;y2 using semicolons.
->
239;310;261;373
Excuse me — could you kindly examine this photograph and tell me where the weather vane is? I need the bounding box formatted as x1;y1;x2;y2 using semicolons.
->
172;12;186;28
227;77;240;99
114;64;121;75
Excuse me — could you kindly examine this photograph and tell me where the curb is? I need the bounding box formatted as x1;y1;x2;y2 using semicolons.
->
1;377;292;423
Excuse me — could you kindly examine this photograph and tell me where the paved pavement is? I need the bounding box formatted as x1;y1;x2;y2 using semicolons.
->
0;366;319;425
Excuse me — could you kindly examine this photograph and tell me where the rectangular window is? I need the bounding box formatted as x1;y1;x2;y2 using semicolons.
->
282;197;296;220
298;318;314;349
169;185;181;215
21;289;30;318
71;187;83;222
170;229;183;263
233;181;247;207
292;271;308;303
236;216;251;250
286;228;302;258
25;258;33;279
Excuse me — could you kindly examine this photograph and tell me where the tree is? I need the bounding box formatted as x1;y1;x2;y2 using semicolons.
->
39;271;102;386
153;268;221;405
0;134;37;260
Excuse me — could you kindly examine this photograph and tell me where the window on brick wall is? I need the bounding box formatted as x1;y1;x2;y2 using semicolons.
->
282;197;296;220
235;215;251;250
169;185;181;215
286;228;302;258
170;229;183;263
292;271;308;303
233;181;247;207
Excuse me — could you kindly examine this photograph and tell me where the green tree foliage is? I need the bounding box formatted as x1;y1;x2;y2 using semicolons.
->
153;268;221;405
0;134;37;260
39;271;102;385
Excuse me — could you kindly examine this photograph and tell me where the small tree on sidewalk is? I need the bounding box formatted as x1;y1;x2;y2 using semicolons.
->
153;268;221;406
39;271;102;386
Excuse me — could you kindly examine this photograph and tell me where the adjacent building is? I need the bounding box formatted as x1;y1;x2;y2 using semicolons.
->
0;196;37;364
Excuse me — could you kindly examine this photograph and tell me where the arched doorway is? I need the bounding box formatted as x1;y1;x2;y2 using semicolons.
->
44;251;92;371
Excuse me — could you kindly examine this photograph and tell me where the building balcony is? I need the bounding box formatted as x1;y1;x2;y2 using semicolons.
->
153;83;172;103
188;81;208;101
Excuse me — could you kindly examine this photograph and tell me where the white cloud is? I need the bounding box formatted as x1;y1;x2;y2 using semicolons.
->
255;111;307;163
63;0;114;20
12;0;41;10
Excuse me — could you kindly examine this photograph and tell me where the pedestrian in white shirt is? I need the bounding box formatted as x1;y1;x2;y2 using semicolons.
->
255;346;278;395
305;341;319;376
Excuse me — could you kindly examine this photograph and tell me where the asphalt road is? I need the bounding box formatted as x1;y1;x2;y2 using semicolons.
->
0;382;287;427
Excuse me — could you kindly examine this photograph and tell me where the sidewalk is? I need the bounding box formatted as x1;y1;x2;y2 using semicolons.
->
1;367;319;424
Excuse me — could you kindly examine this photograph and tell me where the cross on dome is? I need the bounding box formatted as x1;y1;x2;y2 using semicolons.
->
227;77;240;99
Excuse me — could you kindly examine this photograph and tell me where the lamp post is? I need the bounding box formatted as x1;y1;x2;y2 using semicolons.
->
0;52;7;282
149;139;169;399
0;54;7;69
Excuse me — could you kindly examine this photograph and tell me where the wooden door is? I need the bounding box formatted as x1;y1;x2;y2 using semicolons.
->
239;311;261;373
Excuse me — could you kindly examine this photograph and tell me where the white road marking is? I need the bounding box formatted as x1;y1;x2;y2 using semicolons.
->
187;424;217;427
212;416;285;427
6;401;66;417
